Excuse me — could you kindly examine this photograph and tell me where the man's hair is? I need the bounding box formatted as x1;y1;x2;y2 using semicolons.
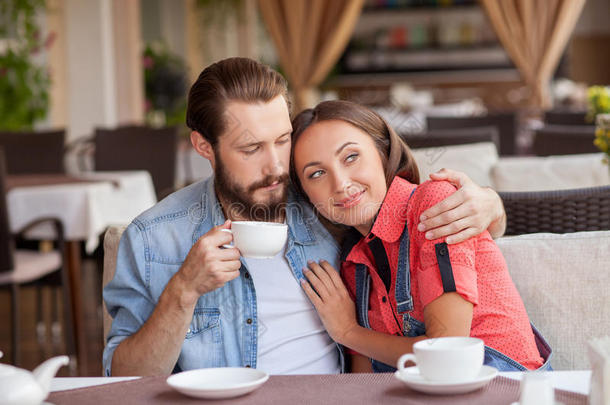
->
186;57;289;146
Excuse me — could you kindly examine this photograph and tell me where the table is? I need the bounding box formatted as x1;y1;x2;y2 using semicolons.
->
48;371;591;404
7;171;156;374
50;371;591;394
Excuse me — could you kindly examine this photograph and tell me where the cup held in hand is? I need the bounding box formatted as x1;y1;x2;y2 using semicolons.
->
220;228;234;249
221;221;287;258
397;337;484;383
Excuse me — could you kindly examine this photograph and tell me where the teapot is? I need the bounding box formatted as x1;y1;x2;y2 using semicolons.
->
0;351;69;405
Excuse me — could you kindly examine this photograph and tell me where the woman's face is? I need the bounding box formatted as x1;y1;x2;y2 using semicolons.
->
293;119;388;235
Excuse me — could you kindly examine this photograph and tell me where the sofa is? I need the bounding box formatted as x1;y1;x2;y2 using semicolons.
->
411;142;610;191
102;224;610;371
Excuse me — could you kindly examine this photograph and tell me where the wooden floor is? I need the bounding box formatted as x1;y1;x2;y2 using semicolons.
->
0;255;104;376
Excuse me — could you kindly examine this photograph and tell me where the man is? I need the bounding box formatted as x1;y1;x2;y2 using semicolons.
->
103;57;506;376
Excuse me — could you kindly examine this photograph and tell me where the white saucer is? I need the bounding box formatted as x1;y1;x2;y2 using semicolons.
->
167;367;269;399
394;365;498;395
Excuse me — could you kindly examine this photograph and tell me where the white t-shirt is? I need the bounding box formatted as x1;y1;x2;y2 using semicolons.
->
244;245;341;375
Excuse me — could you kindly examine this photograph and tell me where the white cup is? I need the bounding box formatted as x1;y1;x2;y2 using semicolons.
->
397;337;484;383
221;221;288;258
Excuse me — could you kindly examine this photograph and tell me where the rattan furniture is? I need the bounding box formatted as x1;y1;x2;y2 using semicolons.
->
499;185;610;235
400;126;499;150
543;110;589;126
533;125;598;156
0;130;65;174
426;112;517;156
68;125;178;199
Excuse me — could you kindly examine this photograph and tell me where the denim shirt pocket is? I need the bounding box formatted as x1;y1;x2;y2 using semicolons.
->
185;307;222;344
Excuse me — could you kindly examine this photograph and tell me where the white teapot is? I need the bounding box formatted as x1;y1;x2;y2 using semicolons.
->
0;351;69;405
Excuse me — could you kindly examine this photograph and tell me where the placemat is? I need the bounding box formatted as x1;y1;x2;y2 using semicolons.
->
48;373;588;405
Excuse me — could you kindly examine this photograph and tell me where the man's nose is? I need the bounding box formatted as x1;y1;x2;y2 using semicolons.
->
262;147;283;177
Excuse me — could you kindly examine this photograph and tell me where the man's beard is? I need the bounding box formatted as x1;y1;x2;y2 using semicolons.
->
214;155;289;222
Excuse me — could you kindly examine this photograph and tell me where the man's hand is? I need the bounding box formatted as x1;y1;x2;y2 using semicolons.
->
417;168;506;244
175;220;242;304
301;260;359;345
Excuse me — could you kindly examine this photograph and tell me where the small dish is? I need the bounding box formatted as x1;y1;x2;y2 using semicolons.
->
166;367;269;399
394;365;498;395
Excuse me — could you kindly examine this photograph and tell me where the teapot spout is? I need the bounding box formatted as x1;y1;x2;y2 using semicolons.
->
32;355;70;395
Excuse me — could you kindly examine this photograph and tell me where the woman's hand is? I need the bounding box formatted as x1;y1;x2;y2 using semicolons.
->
301;260;359;344
418;168;506;243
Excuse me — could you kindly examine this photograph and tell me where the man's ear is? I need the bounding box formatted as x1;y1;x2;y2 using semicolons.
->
190;131;215;168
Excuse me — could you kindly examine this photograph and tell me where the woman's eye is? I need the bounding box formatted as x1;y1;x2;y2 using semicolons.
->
308;170;324;179
345;153;359;163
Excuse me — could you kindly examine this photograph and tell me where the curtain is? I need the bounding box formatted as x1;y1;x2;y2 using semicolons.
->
480;0;586;108
258;0;364;113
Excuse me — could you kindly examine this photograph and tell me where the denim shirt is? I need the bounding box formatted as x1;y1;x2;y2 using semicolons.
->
102;177;342;376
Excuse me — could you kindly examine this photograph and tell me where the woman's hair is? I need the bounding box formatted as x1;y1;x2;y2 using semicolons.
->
290;100;420;197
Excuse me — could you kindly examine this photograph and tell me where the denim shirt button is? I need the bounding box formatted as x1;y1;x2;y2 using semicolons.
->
245;365;251;368
187;328;191;334
244;272;250;279
246;318;253;325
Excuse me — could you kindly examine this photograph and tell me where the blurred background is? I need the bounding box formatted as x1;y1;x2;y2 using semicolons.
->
1;0;609;376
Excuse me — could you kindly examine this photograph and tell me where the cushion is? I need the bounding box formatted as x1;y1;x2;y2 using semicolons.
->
412;142;498;188
102;225;127;343
0;250;61;284
496;231;610;370
492;153;610;192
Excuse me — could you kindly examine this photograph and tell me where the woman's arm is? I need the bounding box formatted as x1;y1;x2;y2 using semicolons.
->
302;261;473;368
350;353;373;373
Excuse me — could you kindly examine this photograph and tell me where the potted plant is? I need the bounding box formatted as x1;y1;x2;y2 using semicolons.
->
142;42;188;132
594;113;610;169
0;0;52;131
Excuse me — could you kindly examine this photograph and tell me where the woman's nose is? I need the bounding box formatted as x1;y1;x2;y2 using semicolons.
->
331;170;352;195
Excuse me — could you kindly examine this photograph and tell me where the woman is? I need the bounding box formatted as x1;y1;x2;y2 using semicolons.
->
291;100;551;373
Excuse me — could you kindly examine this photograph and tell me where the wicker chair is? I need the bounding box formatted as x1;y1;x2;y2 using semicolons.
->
400;126;499;150
0;148;75;367
68;125;178;199
499;185;610;236
0;130;65;174
95;125;178;199
543;110;589;126
532;125;598;156
426;112;516;156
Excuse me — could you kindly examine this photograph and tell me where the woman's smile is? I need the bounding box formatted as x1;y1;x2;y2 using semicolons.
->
334;189;365;208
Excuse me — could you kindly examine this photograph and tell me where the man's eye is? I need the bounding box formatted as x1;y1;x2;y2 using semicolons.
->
243;146;259;155
277;137;290;145
345;153;359;163
308;170;324;179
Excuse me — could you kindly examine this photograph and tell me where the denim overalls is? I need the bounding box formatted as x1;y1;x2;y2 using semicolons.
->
349;190;553;373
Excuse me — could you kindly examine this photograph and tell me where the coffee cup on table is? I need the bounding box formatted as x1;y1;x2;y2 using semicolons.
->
221;221;288;259
397;337;484;383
